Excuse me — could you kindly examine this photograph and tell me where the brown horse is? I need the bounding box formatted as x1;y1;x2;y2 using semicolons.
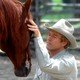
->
0;0;33;77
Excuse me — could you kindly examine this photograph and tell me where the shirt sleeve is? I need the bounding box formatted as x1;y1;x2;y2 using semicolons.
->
34;36;77;78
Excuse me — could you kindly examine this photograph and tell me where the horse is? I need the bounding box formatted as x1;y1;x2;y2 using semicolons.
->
0;0;33;77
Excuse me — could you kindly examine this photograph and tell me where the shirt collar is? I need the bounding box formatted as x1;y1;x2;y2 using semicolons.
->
52;49;67;59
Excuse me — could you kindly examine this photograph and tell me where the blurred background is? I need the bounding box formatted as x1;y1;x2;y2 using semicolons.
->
0;0;80;80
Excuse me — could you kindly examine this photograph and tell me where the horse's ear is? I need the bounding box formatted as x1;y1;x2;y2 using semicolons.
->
23;0;32;12
20;0;32;26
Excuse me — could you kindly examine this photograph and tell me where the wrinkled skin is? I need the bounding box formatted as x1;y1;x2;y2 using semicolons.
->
0;0;33;77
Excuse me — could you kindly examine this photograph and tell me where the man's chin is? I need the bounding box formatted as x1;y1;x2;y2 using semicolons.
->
46;46;54;51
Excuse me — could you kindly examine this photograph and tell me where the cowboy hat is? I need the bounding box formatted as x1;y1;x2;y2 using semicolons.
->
47;19;78;48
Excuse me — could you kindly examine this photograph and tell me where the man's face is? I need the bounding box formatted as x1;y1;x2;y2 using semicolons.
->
46;30;66;51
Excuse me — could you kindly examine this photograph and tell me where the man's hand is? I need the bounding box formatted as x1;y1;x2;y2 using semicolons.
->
28;20;41;37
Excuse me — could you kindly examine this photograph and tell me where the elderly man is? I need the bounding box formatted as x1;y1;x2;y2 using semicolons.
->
28;19;78;80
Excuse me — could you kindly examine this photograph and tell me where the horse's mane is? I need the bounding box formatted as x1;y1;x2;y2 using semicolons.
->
0;0;32;76
0;0;22;41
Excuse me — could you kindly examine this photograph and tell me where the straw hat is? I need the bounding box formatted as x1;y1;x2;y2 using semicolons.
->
47;19;78;48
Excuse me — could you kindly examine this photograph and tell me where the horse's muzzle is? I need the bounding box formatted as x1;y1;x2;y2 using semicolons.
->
14;65;30;77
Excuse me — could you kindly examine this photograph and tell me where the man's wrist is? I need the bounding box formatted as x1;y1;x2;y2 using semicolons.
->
34;30;41;37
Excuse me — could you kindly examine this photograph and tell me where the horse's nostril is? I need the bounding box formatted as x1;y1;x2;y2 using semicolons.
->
14;65;30;77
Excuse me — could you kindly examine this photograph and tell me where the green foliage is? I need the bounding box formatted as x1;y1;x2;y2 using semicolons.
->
51;0;63;11
52;0;62;3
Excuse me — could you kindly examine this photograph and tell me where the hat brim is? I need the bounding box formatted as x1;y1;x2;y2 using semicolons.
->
47;27;78;48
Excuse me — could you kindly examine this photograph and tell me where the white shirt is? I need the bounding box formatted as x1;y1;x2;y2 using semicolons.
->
33;36;78;80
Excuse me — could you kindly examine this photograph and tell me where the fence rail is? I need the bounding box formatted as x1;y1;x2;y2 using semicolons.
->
45;3;80;7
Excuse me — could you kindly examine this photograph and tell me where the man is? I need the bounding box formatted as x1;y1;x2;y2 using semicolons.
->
28;19;78;80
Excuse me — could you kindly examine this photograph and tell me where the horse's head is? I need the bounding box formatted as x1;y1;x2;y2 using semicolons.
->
0;0;33;77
